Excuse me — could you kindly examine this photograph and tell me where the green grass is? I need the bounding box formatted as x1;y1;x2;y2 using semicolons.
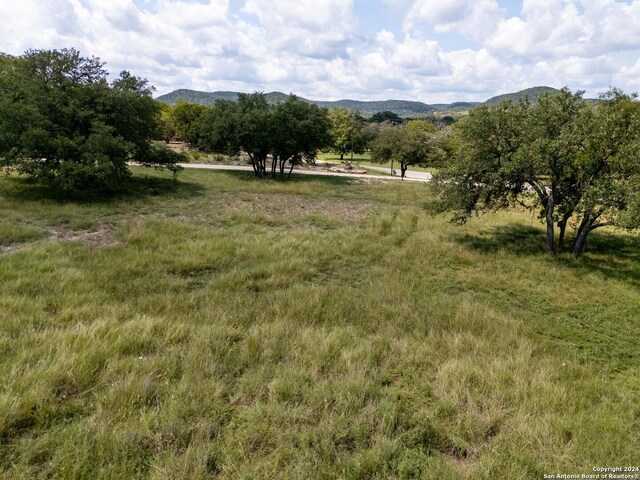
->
1;169;639;479
0;221;46;247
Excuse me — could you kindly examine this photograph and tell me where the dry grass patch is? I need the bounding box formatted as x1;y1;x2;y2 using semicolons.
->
48;225;118;248
208;192;378;224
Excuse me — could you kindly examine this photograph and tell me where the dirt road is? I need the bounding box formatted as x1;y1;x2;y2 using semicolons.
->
178;163;433;183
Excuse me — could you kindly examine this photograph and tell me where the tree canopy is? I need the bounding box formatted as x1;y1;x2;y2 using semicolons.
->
162;100;206;145
370;120;443;179
370;110;403;124
433;88;640;257
0;48;182;193
327;108;366;161
198;93;331;178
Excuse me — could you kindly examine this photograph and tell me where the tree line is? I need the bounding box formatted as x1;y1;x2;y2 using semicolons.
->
161;99;447;179
0;48;447;188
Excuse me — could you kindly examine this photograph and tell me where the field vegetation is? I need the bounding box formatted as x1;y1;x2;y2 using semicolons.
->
1;168;639;479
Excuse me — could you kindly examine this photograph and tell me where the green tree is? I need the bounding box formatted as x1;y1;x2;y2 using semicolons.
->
370;127;402;175
434;88;640;257
371;122;442;179
190;92;274;177
405;119;436;135
197;95;272;175
197;100;240;155
327;108;365;161
198;94;331;179
519;89;587;252
0;48;182;193
568;89;640;256
235;93;274;177
370;111;403;124
434;91;584;253
271;96;331;177
158;103;176;142
165;101;206;145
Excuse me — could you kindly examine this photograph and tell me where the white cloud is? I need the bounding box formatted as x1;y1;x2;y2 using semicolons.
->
530;56;618;90
0;0;81;52
0;0;639;102
405;0;470;25
404;0;504;41
487;0;640;60
613;58;640;92
242;0;356;59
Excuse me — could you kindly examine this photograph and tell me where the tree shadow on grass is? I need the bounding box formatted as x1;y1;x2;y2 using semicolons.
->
454;223;640;287
555;231;640;287
2;174;205;204
217;169;370;187
454;223;547;256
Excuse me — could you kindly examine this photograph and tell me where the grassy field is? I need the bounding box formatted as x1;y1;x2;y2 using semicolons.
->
1;168;639;479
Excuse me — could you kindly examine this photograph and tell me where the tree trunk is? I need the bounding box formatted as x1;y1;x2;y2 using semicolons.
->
390;159;394;176
571;213;605;258
247;153;259;177
279;156;288;176
545;193;555;254
572;220;591;258
571;214;590;254
558;211;572;251
340;153;344;161
401;163;407;180
287;162;295;180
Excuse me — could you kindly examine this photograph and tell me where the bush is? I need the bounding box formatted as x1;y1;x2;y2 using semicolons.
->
0;48;181;193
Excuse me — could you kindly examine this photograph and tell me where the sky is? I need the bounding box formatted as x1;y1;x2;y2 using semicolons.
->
1;0;640;103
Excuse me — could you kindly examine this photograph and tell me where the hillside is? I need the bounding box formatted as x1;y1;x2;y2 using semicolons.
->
156;86;562;117
313;99;442;117
158;89;240;104
155;89;453;117
485;86;561;105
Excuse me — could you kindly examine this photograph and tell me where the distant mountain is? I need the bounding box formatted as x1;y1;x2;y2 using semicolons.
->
157;89;240;104
317;99;447;117
155;86;561;118
155;89;450;116
485;86;561;105
157;89;298;106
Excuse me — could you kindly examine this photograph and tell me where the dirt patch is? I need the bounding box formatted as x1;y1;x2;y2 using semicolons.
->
0;244;20;254
49;225;118;248
303;162;367;175
164;142;191;152
214;193;378;224
326;167;367;174
1;226;117;254
447;454;476;473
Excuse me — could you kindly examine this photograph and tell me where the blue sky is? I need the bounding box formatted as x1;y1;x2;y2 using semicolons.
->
2;0;640;102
